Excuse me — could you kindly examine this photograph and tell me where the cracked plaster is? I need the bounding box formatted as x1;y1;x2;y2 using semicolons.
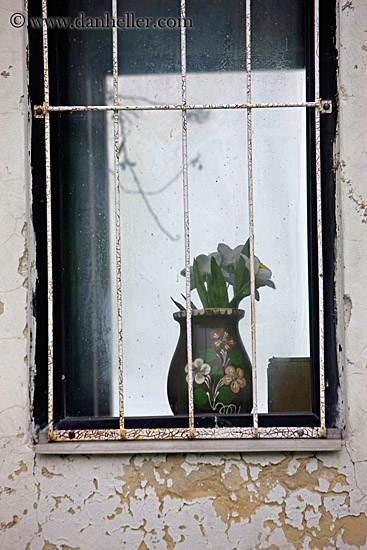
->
1;1;367;549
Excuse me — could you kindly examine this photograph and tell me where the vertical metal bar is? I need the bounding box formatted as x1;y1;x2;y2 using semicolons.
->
314;0;326;436
42;0;54;440
180;0;194;437
112;0;125;438
246;0;258;437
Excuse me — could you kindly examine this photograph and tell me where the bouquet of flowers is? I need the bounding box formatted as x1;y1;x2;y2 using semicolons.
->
172;239;275;310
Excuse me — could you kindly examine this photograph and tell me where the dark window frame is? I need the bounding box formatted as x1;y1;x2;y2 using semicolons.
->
29;0;339;435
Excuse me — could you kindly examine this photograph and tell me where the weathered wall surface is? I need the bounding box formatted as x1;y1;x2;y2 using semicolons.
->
1;1;367;548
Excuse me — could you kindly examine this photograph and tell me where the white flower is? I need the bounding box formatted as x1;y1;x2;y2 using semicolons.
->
180;252;221;290
179;242;275;299
195;253;222;277
217;243;244;271
256;263;276;289
185;358;211;384
242;254;275;291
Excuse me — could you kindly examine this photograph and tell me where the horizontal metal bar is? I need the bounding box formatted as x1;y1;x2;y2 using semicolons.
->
36;428;342;453
49;426;326;441
34;100;332;115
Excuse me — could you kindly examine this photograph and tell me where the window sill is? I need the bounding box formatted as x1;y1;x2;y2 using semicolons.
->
35;428;341;454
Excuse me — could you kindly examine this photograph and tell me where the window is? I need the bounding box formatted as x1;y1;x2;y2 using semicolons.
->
30;0;339;448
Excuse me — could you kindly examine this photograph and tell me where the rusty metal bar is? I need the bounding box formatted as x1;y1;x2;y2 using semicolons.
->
42;100;330;113
246;0;258;437
314;0;326;437
51;427;323;441
180;0;194;438
42;0;55;441
111;0;125;439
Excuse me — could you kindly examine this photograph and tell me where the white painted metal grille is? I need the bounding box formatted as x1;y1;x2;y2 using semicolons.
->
36;0;330;442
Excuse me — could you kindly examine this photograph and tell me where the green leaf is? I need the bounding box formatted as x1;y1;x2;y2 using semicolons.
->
193;259;210;308
228;287;250;308
229;350;243;366
206;273;216;308
234;254;250;296
199;348;217;362
208;256;229;307
170;297;185;311
218;386;234;405
194;388;208;406
242;238;250;258
181;294;198;310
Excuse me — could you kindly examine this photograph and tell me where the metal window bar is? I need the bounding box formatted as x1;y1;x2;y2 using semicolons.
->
314;1;326;437
111;0;125;440
246;0;258;438
43;102;329;113
37;0;328;442
41;0;55;442
180;0;195;438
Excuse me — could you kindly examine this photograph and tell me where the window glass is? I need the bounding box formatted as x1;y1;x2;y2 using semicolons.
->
252;108;310;412
52;111;115;416
108;108;182;417
49;0;112;106
251;0;307;103
51;0;313;420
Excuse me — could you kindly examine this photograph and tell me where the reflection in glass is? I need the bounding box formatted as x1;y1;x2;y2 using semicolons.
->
52;112;116;416
251;0;307;103
106;104;183;417
49;0;113;106
117;0;181;105
186;0;246;105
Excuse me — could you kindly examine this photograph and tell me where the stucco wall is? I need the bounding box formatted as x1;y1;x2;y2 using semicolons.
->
1;1;367;548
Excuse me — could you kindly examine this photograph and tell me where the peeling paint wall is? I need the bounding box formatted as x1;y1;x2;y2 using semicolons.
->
1;1;367;549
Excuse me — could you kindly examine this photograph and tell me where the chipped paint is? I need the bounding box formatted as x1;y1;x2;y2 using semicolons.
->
343;294;353;331
0;515;19;531
342;0;354;9
17;222;28;287
41;467;63;479
1;67;11;79
16;453;364;549
14;460;28;476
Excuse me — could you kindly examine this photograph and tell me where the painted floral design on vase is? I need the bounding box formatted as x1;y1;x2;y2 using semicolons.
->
167;309;252;415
